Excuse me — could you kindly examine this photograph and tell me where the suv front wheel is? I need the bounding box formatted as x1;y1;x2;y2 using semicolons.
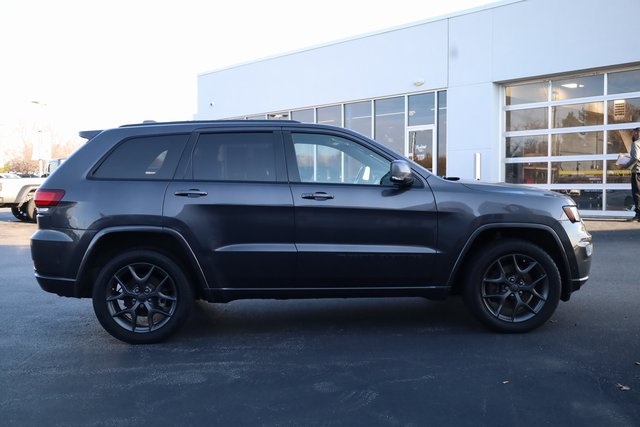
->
92;249;193;344
463;239;561;333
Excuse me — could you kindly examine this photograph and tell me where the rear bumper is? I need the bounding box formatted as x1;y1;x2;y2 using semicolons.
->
34;273;78;297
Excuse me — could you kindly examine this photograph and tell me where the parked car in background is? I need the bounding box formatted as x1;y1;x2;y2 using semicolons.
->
0;173;44;222
31;121;593;343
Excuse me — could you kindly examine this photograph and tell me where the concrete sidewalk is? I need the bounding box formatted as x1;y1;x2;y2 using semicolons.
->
583;217;640;231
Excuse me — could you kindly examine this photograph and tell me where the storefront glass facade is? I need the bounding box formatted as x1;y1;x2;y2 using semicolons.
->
237;90;448;176
504;67;640;213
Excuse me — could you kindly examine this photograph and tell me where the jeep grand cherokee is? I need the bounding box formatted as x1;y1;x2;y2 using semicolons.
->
31;121;593;343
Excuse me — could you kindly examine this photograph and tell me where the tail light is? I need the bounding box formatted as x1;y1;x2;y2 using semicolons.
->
34;189;65;208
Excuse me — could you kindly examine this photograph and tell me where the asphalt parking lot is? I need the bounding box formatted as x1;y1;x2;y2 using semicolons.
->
0;208;639;426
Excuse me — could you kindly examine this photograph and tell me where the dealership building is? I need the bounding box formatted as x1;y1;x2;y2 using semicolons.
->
195;0;640;217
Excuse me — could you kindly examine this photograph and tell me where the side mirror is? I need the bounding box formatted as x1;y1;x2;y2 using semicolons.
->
390;160;414;186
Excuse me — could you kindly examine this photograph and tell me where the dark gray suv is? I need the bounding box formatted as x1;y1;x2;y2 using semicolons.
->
31;121;593;343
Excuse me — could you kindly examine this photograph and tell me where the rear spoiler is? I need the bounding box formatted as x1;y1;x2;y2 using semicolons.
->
79;130;103;141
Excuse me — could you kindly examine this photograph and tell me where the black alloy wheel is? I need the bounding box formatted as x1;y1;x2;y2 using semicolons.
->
92;250;193;344
463;239;561;333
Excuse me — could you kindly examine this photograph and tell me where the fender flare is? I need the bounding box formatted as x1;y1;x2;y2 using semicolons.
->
75;226;209;296
446;222;571;290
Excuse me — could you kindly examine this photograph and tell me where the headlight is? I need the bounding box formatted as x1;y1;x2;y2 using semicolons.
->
563;205;581;223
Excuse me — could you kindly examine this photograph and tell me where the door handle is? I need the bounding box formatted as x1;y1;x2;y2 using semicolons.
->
174;189;208;198
301;192;334;201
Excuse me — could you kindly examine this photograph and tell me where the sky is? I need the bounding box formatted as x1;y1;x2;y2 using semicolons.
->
0;0;497;148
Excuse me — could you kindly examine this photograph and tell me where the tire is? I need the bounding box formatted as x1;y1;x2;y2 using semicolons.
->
24;197;37;223
92;249;194;344
463;239;561;333
10;207;28;221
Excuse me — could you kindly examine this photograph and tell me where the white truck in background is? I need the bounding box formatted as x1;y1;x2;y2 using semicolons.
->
0;173;44;222
0;159;64;222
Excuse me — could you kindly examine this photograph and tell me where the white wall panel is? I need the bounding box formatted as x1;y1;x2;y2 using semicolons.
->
446;82;501;181
491;0;640;82
197;21;449;119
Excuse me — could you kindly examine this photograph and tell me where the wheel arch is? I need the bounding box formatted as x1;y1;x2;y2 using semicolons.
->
75;227;208;299
448;223;572;301
15;184;40;207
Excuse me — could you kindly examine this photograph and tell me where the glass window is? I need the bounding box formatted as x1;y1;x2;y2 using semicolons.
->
552;102;604;128
317;105;341;126
408;93;435;126
93;134;188;180
375;97;405;154
608;69;640;94
553;189;602;210
506;82;548;105
437;91;447;176
291;109;314;123
268;112;289;120
344;101;372;137
606;189;634;210
551;160;603;184
606;159;630;184
246;114;265;120
607;98;640;124
551;75;603;100
608;129;634;154
506;135;547;158
505;162;547;184
291;133;390;185
506;107;548;131
551;132;603;156
192;133;276;182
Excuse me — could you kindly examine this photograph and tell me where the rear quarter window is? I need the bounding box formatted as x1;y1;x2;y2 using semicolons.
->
92;134;189;180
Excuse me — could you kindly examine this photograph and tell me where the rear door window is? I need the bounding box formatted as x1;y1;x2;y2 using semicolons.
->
93;134;189;180
192;132;277;182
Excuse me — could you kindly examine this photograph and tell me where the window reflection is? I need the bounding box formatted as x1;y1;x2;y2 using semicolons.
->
551;132;603;156
607;129;634;154
408;93;435;126
506;135;547;158
607;98;640;124
606;189;634;210
551;75;603;100
292;133;390;185
317;105;342;126
506;82;548;105
291;109;314;123
345;101;372;137
552;189;602;210
551;161;603;184
375;97;405;154
606;159;630;184
268;112;289;120
506;108;548;131
552;102;603;128
608;69;640;94
505;162;547;184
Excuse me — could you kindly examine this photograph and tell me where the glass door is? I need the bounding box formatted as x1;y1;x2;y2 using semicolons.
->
406;125;436;173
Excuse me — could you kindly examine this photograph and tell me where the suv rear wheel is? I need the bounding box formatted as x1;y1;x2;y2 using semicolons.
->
92;249;193;344
463;239;561;333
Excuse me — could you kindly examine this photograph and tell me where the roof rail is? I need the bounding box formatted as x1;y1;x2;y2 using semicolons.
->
118;119;301;128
